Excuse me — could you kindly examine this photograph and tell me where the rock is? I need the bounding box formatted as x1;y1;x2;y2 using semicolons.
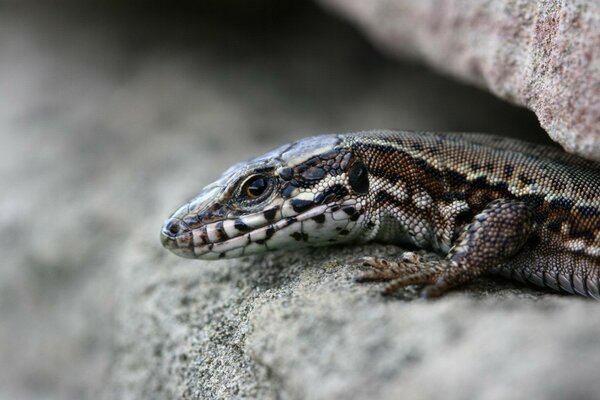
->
3;3;599;400
318;0;600;160
117;236;600;399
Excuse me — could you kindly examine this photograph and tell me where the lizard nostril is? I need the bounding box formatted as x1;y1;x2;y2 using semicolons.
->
161;218;192;249
166;219;181;236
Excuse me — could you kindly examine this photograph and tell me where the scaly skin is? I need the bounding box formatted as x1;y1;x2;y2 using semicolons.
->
161;130;600;299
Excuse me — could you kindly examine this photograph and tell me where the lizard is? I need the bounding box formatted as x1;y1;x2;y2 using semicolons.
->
160;130;600;299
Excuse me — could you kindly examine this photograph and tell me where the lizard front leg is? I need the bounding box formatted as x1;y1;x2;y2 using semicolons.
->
357;199;534;298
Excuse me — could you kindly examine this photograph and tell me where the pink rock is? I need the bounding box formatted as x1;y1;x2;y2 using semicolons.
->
320;0;600;160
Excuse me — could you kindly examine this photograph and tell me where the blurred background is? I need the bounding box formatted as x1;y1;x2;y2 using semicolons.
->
0;1;550;399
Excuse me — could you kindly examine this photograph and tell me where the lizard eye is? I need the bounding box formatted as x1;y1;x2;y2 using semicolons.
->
241;174;270;199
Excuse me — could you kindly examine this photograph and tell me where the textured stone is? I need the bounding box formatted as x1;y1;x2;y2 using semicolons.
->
117;239;600;400
319;0;600;160
4;4;599;400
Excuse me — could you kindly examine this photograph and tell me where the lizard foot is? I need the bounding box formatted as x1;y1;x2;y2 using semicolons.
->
354;252;452;297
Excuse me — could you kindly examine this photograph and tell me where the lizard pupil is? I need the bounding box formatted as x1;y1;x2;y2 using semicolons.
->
348;161;369;194
243;175;268;198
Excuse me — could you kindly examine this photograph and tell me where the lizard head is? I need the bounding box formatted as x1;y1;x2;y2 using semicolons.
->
160;134;371;259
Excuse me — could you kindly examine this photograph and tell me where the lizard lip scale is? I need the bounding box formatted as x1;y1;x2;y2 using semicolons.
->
161;130;600;300
161;218;195;258
161;199;361;259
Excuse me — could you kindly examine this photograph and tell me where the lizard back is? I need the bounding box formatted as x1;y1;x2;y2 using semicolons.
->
345;131;600;256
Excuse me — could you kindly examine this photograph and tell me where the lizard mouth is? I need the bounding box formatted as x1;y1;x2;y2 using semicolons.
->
160;216;196;258
161;200;363;259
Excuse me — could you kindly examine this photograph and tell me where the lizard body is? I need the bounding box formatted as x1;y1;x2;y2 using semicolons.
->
161;131;600;299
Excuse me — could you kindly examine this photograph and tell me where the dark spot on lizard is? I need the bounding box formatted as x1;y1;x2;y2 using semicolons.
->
314;189;338;205
547;220;562;232
549;197;575;210
375;191;395;206
493;181;509;191
265;227;275;239
342;206;356;215
291;199;313;213
234;219;250;232
446;169;467;185
313;192;325;204
520;194;545;208
577;205;599;217
569;227;594;239
415;158;428;170
504;165;514;178
214;221;228;242
441;192;467;202
263;207;278;221
322;185;350;202
526;233;541;247
311;214;325;223
518;174;534;185
377;190;415;209
281;183;297;198
290;232;309;241
532;210;549;224
369;167;399;184
348;162;369;194
342;205;362;221
470;176;488;189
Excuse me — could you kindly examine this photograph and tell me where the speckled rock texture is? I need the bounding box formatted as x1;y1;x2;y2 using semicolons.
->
2;4;600;400
319;0;600;160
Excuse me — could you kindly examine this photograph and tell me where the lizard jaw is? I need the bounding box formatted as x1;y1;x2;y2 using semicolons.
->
161;201;364;260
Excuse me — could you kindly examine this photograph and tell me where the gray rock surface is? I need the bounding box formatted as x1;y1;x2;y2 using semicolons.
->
2;4;599;400
319;0;600;160
117;241;600;399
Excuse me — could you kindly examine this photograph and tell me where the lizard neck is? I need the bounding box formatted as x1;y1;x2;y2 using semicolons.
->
349;133;471;253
